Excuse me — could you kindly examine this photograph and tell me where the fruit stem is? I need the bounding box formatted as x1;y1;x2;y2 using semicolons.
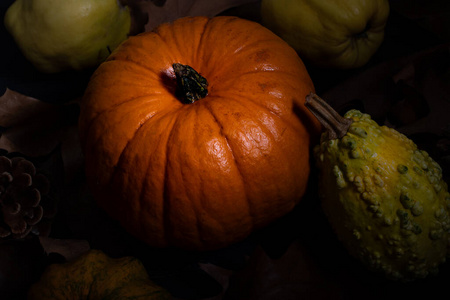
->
305;93;352;140
173;63;208;104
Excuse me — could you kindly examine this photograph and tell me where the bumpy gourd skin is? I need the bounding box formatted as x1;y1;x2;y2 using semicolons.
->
315;109;450;281
4;0;131;73
27;250;170;299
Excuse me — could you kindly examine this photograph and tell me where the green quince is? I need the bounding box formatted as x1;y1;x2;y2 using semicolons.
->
4;0;131;73
261;0;390;69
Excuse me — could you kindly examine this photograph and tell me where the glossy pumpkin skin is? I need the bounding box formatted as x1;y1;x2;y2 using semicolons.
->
27;250;170;300
79;16;320;250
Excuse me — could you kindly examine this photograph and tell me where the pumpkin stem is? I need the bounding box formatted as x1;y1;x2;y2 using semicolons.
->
173;63;208;104
305;93;353;140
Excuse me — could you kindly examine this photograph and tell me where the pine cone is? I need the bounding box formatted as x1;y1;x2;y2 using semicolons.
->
0;156;56;239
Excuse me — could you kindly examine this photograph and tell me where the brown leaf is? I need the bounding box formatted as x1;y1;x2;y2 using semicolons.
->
0;88;79;155
39;236;90;262
0;89;57;129
0;88;84;185
225;241;344;300
129;0;259;32
322;43;450;137
198;263;234;300
0;89;62;157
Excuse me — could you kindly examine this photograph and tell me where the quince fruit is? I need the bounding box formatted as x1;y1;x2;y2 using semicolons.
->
4;0;131;73
261;0;390;69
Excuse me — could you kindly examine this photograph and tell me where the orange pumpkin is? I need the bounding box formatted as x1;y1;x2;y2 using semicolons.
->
78;16;320;250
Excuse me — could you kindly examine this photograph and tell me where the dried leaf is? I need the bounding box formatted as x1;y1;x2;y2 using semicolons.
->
0;89;82;182
225;241;344;300
0;89;56;129
129;0;258;31
39;236;90;262
322;44;450;137
198;263;234;300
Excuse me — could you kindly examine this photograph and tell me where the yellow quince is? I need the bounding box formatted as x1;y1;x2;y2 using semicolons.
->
4;0;131;73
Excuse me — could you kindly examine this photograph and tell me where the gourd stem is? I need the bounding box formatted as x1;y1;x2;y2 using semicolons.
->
173;63;208;104
305;93;353;140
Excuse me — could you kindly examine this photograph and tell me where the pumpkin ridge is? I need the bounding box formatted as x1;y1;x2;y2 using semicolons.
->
107;108;179;231
118;30;178;74
193;17;253;79
194;17;213;67
213;68;304;97
107;55;167;79
160;110;186;247
171;106;226;248
153;18;208;68
207;93;283;146
84;95;168;184
212;91;279;115
202;100;256;228
212;71;316;135
180;106;216;248
194;18;282;79
231;37;288;56
202;95;305;228
80;91;170;148
92;94;166;124
210;92;299;138
155;32;185;68
161;104;239;248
